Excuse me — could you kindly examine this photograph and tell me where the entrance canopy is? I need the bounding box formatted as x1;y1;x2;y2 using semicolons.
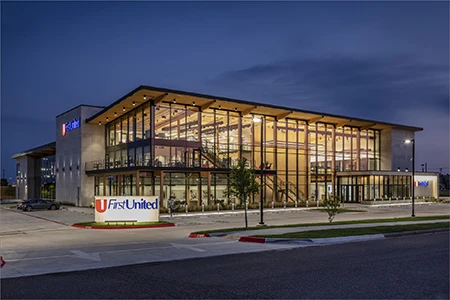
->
12;141;56;159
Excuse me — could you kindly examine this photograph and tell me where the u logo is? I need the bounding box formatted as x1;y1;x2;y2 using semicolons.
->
95;199;108;213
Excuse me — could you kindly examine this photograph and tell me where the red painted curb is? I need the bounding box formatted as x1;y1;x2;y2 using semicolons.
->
189;233;211;238
71;223;176;229
238;236;266;243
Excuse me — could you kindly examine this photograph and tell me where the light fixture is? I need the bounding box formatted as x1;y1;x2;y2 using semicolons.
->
132;101;136;106
235;107;238;111
123;107;126;111
404;139;412;144
397;167;400;172
99;121;102;125
173;98;177;103
106;117;109;121
218;105;221;109
143;95;147;100
405;168;408;172
252;116;261;123
114;112;117;116
193;101;196;106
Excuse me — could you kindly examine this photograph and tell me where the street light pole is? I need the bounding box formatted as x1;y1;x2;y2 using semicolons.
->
259;117;265;225
411;139;415;217
405;139;415;217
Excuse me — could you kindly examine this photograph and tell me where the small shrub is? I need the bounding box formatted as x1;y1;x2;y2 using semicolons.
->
321;196;341;223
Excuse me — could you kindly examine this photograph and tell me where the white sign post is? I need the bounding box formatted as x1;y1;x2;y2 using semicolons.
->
94;196;159;223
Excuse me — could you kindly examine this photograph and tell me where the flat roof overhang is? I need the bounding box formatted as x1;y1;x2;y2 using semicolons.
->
86;85;423;132
12;141;56;159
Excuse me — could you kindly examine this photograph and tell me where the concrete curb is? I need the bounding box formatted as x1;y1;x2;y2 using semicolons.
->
189;227;449;244
188;233;211;238
71;223;176;230
384;227;449;237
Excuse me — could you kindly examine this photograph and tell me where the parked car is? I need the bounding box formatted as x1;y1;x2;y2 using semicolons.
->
17;199;60;211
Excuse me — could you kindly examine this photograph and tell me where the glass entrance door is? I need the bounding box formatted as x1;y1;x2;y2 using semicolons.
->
341;185;363;203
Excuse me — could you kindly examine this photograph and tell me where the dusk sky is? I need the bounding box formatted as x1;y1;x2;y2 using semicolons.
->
1;1;449;180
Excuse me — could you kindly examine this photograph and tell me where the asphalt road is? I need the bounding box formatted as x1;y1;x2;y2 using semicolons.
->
2;232;448;299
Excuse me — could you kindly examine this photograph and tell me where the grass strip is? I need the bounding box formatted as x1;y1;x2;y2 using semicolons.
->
311;208;367;213
192;215;450;234
254;222;450;239
74;221;171;227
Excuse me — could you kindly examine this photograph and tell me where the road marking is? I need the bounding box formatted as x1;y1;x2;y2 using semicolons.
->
70;250;102;262
2;240;244;264
171;243;206;252
5;254;73;262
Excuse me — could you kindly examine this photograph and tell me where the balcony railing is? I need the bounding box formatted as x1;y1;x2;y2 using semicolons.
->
85;157;195;172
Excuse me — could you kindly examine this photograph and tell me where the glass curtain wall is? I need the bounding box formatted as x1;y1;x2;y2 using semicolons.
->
100;98;384;207
105;102;151;168
339;174;411;202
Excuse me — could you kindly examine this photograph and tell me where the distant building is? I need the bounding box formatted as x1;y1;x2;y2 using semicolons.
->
12;85;439;207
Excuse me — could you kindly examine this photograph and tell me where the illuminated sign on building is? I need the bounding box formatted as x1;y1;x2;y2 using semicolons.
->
62;117;80;136
414;181;429;187
94;196;159;222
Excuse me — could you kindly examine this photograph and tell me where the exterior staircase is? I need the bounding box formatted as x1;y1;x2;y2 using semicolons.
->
199;146;227;168
264;175;304;203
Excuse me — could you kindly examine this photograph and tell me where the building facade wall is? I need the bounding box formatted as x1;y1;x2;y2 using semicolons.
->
56;106;103;206
15;156;41;200
380;128;393;170
414;174;439;198
15;156;28;200
80;106;105;207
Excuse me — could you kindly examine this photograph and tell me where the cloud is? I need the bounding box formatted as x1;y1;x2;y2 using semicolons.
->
210;54;449;122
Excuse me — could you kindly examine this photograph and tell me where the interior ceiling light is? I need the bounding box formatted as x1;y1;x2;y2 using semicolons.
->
132;101;136;106
106;117;109;121
192;101;196;106
99;121;102;125
123;107;126;111
143;95;147;100
173;98;177;103
114;112;117;116
252;116;261;123
235;107;238;111
218;105;221;109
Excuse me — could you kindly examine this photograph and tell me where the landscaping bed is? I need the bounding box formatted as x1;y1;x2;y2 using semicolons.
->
72;221;175;229
253;222;450;239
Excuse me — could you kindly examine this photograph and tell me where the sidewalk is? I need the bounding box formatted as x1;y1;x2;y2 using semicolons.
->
199;219;450;244
63;201;433;218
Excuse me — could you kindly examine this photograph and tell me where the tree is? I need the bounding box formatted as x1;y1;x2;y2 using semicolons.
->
0;178;8;186
228;158;260;228
322;196;341;222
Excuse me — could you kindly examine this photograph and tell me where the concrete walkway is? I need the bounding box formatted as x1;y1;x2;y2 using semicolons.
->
63;201;433;217
212;219;450;237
